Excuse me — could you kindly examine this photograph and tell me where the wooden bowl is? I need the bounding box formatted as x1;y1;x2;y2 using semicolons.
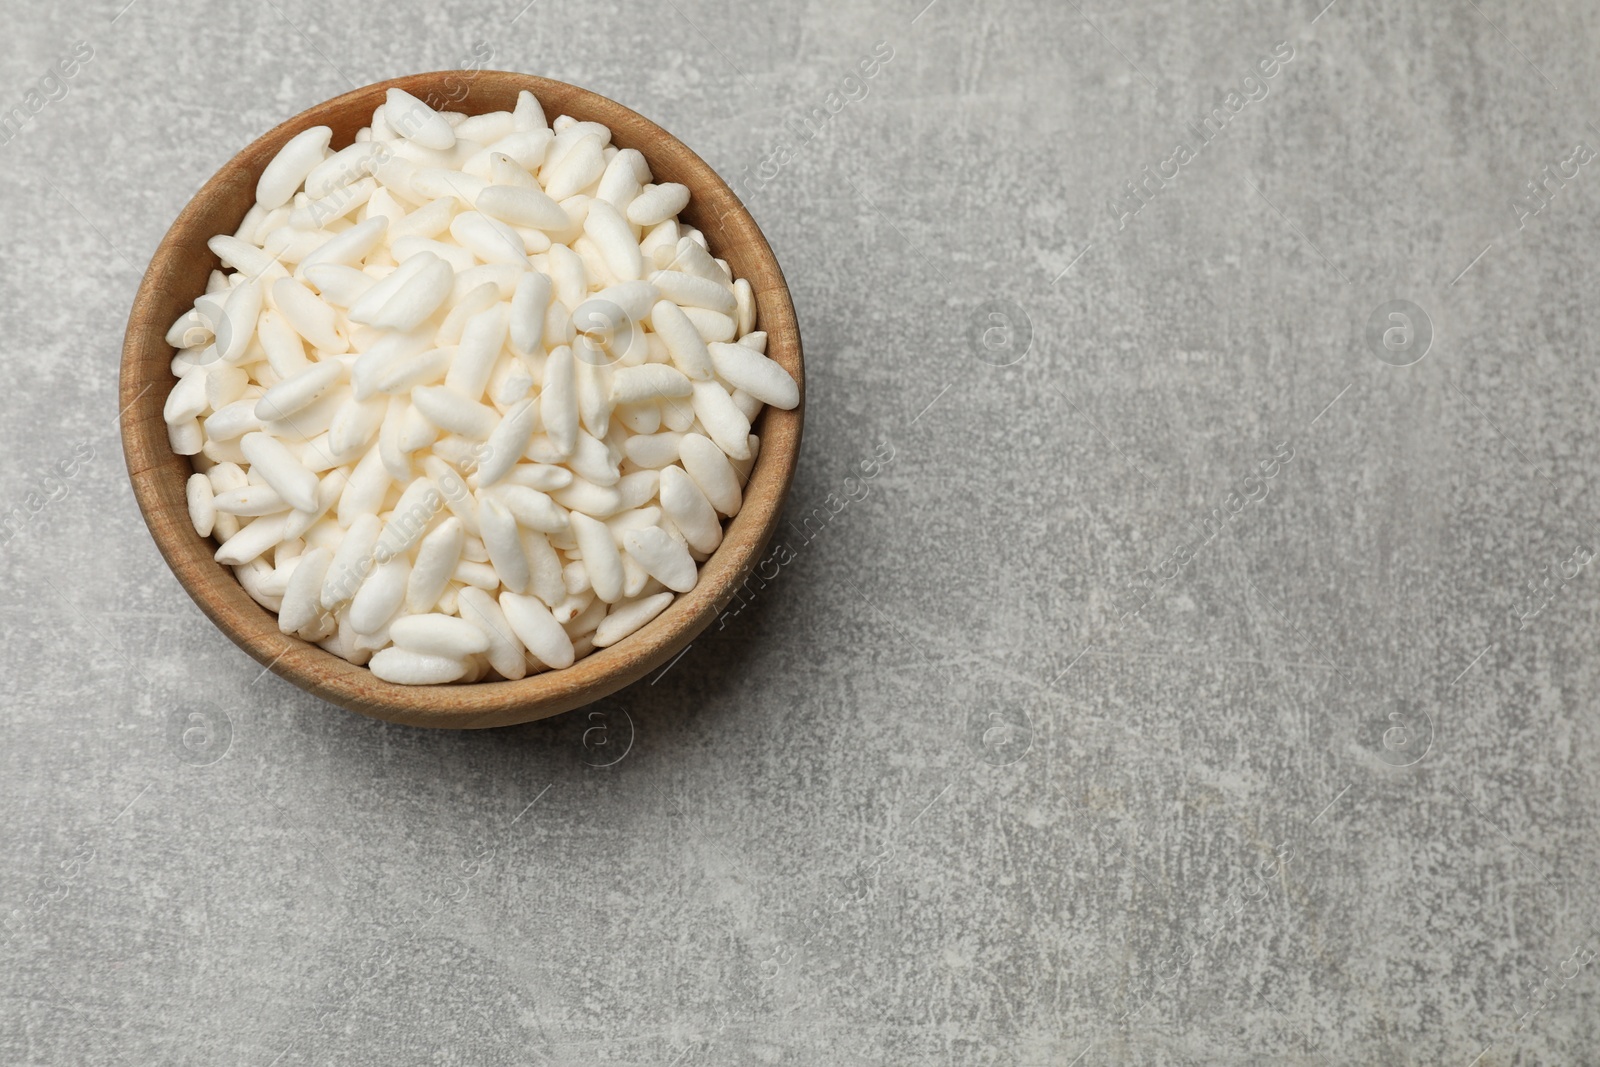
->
120;71;803;729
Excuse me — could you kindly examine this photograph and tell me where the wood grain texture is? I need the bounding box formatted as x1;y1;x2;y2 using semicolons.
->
119;71;803;729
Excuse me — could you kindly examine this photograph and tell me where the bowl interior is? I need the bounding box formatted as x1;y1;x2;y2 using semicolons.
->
120;70;802;728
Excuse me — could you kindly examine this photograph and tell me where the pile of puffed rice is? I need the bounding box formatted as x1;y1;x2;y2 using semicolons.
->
164;87;798;684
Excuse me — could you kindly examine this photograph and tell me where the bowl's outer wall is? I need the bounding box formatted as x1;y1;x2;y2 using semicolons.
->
120;71;803;728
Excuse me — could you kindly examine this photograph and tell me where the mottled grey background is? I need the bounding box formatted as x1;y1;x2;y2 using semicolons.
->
3;0;1599;1063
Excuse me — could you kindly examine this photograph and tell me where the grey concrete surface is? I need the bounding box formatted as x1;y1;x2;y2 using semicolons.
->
3;0;1600;1063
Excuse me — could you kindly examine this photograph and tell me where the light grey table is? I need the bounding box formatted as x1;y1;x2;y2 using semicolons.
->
4;0;1599;1063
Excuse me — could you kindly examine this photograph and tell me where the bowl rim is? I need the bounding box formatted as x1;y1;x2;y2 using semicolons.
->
119;70;803;729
